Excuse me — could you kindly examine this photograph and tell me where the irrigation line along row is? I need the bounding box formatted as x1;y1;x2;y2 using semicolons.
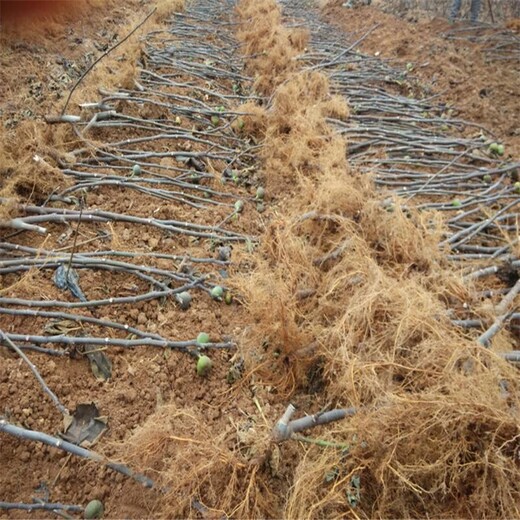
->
0;242;231;265
0;502;83;513
0;307;187;346
2;200;254;242
3;332;235;352
0;279;204;309
0;242;229;293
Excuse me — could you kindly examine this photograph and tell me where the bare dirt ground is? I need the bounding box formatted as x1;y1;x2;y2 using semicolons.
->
1;0;519;518
322;0;520;156
0;0;147;127
1;1;264;517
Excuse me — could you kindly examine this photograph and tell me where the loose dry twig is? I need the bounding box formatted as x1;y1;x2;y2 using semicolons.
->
0;419;154;488
0;502;83;513
477;279;520;347
0;330;68;416
272;404;357;442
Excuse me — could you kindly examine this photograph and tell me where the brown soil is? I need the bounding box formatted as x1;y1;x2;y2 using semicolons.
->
1;0;519;518
0;1;262;517
322;0;520;156
0;0;147;129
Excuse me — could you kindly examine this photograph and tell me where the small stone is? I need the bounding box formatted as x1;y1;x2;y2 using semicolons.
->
217;246;231;261
20;451;30;462
125;388;137;403
208;408;221;421
137;312;147;325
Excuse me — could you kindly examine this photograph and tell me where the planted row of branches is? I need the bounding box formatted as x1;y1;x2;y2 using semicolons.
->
1;2;260;345
442;24;520;63
0;0;265;509
281;0;519;342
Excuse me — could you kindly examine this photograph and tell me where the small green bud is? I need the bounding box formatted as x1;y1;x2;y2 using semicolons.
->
489;142;500;153
175;291;192;310
197;332;210;344
196;355;212;376
211;286;224;300
84;500;104;519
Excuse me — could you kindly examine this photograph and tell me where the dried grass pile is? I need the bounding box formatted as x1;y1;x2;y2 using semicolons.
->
111;402;285;518
0;0;183;220
233;0;520;517
0;123;73;221
111;0;520;517
155;0;185;23
237;0;309;95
